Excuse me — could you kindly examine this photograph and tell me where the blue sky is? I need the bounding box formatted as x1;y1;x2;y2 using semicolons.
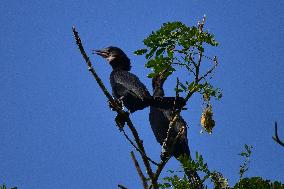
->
1;1;284;188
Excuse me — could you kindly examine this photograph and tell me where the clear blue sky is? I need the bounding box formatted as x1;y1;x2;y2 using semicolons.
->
1;1;284;188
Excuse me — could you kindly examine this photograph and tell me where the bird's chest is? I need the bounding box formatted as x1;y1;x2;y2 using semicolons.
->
112;83;128;98
110;74;127;98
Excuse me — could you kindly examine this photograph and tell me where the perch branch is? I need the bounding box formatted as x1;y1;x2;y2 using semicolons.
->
72;27;119;109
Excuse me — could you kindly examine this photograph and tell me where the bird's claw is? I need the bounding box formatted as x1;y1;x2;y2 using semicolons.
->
108;99;123;111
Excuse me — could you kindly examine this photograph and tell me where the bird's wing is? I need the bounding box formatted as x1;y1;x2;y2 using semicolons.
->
113;71;150;100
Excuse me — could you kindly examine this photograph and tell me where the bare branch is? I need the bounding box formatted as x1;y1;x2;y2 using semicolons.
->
123;130;159;166
118;184;128;189
131;151;149;189
72;27;119;109
154;158;170;182
272;122;284;147
124;117;156;188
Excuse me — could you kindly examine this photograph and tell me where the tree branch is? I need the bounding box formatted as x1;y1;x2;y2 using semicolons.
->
118;184;128;189
272;122;284;147
198;56;218;82
72;27;119;109
131;151;149;189
123;130;159;166
124;117;156;188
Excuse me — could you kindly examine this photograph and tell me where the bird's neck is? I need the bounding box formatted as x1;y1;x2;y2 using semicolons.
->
152;77;165;97
109;58;131;71
111;66;128;72
153;87;165;97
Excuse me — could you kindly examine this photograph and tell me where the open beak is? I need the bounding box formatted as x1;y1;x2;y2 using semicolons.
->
92;49;109;58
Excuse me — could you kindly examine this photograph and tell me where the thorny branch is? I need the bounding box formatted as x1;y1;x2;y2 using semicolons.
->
272;122;284;147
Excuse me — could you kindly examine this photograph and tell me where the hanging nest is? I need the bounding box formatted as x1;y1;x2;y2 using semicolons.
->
200;104;215;134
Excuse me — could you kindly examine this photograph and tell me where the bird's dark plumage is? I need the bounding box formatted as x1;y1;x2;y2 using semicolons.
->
150;76;203;188
93;46;185;113
150;76;190;159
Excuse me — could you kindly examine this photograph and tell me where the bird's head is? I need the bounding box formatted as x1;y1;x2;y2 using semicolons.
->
93;46;131;71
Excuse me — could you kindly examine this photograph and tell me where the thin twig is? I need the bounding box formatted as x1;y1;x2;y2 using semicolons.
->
154;158;170;181
173;61;196;76
195;15;206;83
198;56;218;82
123;130;159;166
118;184;128;189
272;122;284;147
131;151;149;189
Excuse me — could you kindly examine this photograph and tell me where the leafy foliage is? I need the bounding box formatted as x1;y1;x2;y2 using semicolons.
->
0;184;17;189
238;144;253;179
159;152;229;189
134;21;218;79
233;177;284;189
135;20;222;134
158;174;192;189
158;148;284;189
132;19;284;189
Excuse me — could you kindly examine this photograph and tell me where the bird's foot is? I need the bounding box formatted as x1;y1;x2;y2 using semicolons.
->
108;99;123;111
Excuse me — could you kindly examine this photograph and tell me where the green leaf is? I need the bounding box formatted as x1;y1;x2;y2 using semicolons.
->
134;48;147;55
147;72;157;78
146;47;157;59
156;48;165;56
238;152;248;157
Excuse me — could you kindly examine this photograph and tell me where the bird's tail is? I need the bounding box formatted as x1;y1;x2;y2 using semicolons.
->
146;96;186;110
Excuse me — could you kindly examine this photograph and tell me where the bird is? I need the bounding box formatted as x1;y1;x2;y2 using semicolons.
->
150;75;203;188
93;46;185;113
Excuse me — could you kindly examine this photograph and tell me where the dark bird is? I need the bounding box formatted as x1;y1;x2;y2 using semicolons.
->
93;46;185;113
150;75;203;188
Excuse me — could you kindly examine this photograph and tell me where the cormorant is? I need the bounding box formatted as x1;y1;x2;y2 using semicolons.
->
150;75;203;188
93;46;185;113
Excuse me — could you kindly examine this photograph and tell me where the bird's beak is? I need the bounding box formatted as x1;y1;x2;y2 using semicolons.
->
92;49;109;58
